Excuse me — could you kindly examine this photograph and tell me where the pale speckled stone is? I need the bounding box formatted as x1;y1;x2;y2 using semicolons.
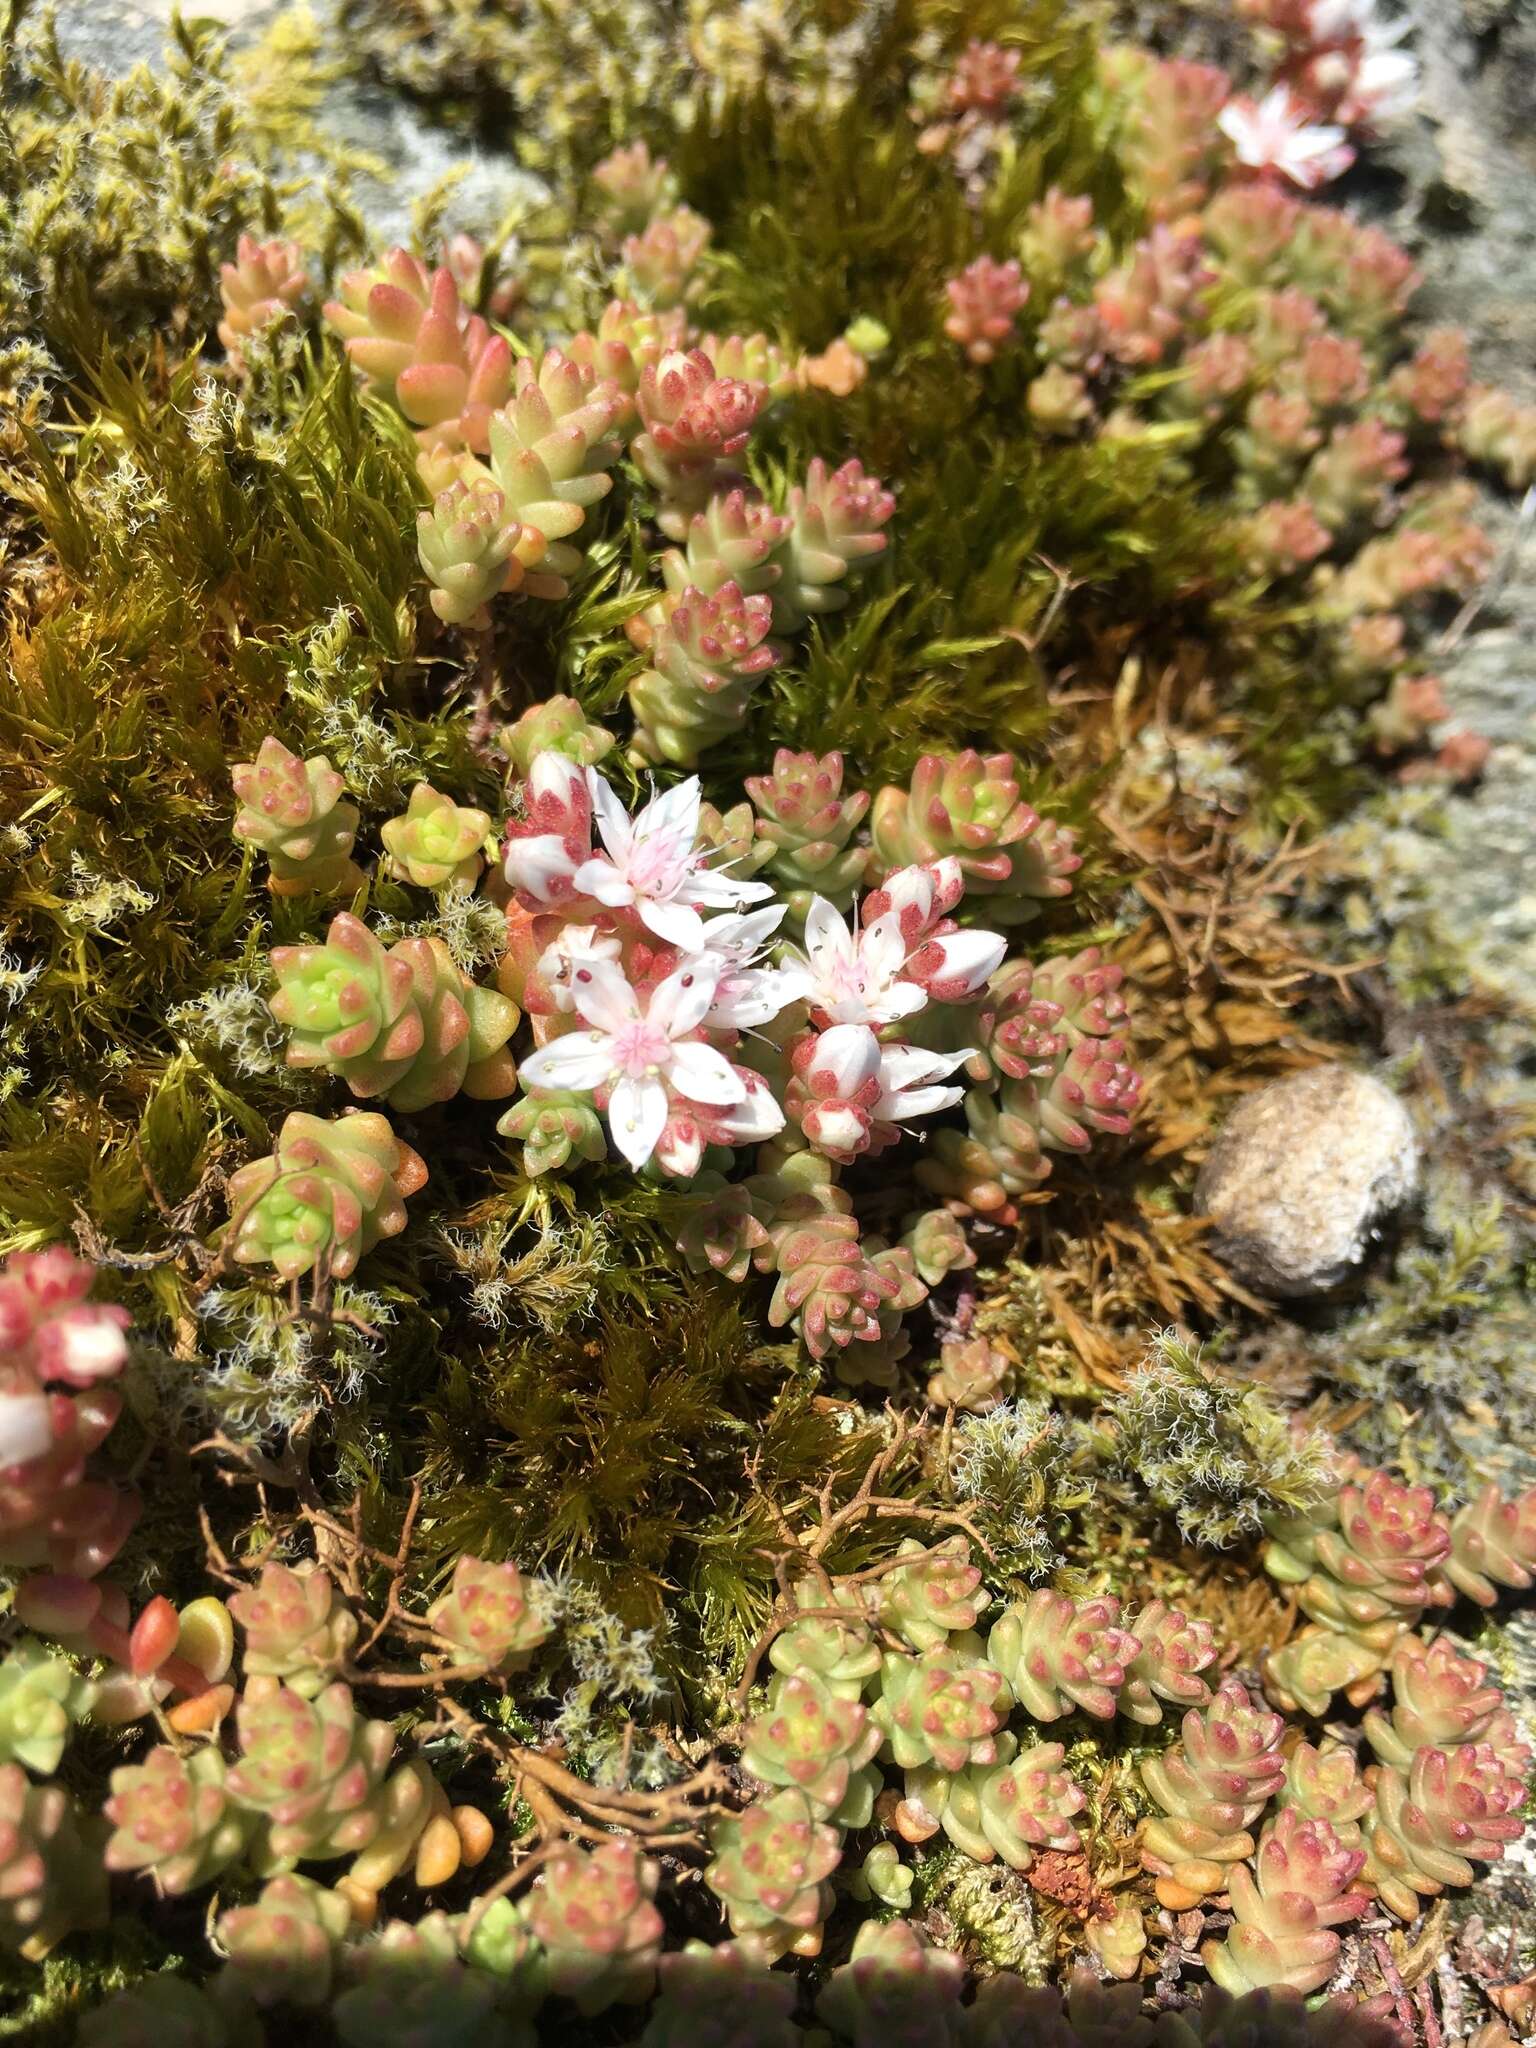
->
1195;1068;1420;1298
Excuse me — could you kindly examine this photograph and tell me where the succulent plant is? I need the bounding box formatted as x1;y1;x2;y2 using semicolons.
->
873;1643;1011;1774
224;1677;399;1869
501;695;615;775
269;913;519;1113
899;1208;977;1290
1277;1741;1371;1841
698;331;800;401
767;1214;926;1364
1204;1810;1368;1995
876;1537;989;1653
0;1764;107;1958
639;1938;801;2048
739;1670;882;1826
225;1111;428;1282
1445;1482;1536;1605
985;1588;1137;1721
567;298;687;405
627;579;779;766
437;351;623;595
417;482;535;626
816;1918;966;2048
228;1564;359;1698
1119;1601;1218;1725
1264;1468;1452;1651
907;1735;1086;1869
231;737;362;900
1086;1894;1149;1981
1139;1679;1287;1908
217;233;307;371
704;1788;842;1960
1262;1627;1388;1719
1363;1635;1505;1768
104;1743;252;1895
849;1840;914;1908
659;488;790;602
332;1913;507;2048
426;1555;551;1672
591;140;678;234
495;1088;609;1176
0;1638;95;1776
943;255;1029;364
869;752;1080;924
770;459;895;634
915;1086;1051;1223
380;783;492;893
672;1174;773;1283
523;1837;664;2013
925;1334;1011;1411
1152;1987;1400;2048
217;1872;352;2007
743;749;871;914
77;1975;262;2048
633;348;766;539
324;250;513;455
1362;1740;1528;1921
623;205;711;309
767;1585;881;1701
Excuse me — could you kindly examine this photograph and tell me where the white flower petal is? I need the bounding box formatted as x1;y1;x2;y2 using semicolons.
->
648;960;720;1038
519;1032;614;1093
669;1041;747;1106
588;769;634;862
714;1076;786;1143
569;960;643;1035
810;1022;883;1096
882;1082;965;1121
640;899;708;950
504;834;580;900
608;1074;669;1169
572;857;635;907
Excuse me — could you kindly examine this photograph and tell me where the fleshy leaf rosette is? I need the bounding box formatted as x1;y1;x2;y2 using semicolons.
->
1362;1634;1505;1768
704;1788;842;1960
226;1111;427;1282
426;1555;551;1673
1445;1482;1536;1605
915;1085;1051;1223
1139;1679;1287;1908
767;1582;881;1701
78;1975;259;2048
502;695;615;776
985;1589;1137;1720
926;1334;1012;1411
904;1735;1086;1870
231;737;362;900
1264;1467;1452;1651
380;783;492;894
417;479;537;626
323;249;512;456
269;912;519;1113
1362;1739;1528;1920
218;233;307;371
738;1670;883;1826
744;748;871;914
877;1536;989;1652
1263;1627;1389;1719
627;578;778;766
641;1938;800;2048
1204;1810;1368;1996
567;297;687;407
1278;1741;1372;1843
770;459;895;634
873;1643;1011;1773
1120;1601;1218;1725
228;1563;359;1698
0;1764;107;1959
225;1676;402;1871
816;1919;966;2048
495;1089;608;1176
217;1872;352;2009
523;1837;664;2013
331;1914;503;2047
0;1639;96;1776
633;347;766;541
871;750;1081;924
103;1743;252;1896
432;350;624;596
660;488;790;602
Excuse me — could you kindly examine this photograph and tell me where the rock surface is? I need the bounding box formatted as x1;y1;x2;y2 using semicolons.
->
1195;1069;1420;1297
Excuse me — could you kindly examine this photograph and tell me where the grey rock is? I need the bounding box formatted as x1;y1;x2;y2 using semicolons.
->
1195;1069;1420;1297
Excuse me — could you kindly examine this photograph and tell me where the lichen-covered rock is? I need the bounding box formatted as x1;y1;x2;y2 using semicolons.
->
1195;1067;1419;1296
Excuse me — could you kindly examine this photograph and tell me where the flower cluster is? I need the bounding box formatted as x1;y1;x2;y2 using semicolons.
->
493;750;1136;1375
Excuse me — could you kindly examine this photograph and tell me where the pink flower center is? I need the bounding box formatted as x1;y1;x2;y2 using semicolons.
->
610;1019;671;1078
